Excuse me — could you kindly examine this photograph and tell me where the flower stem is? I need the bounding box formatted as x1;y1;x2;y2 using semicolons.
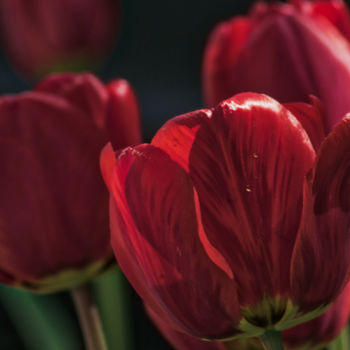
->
0;285;83;350
71;285;108;350
259;331;285;350
92;268;133;350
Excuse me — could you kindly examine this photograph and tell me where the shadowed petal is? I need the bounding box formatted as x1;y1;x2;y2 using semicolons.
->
291;116;350;311
110;144;241;338
284;97;326;151
188;93;315;307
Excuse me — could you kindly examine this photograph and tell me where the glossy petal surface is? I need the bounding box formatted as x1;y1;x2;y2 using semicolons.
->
187;94;315;306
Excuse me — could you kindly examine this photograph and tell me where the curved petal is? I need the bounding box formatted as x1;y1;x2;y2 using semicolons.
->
106;79;142;150
284;96;326;151
152;109;212;172
187;93;315;307
291;116;350;311
110;144;241;338
35;72;108;129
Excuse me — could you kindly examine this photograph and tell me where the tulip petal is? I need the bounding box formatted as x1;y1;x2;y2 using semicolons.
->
284;97;326;151
291;116;350;311
110;144;241;338
187;93;315;307
35;72;108;129
106;79;142;149
152;109;212;172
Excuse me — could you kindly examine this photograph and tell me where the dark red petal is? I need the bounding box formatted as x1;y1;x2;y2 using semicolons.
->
284;97;326;151
291;116;350;310
0;92;109;281
35;72;108;129
284;281;350;347
110;144;241;338
152;109;212;172
106;79;142;150
188;93;315;306
145;304;226;350
202;17;252;107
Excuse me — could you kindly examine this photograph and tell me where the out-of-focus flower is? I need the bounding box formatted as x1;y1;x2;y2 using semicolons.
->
102;92;350;342
202;0;350;131
0;0;120;80
0;72;141;293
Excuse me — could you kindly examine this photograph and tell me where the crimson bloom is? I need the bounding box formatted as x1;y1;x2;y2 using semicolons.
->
0;0;120;79
0;72;141;293
102;92;350;342
202;0;350;131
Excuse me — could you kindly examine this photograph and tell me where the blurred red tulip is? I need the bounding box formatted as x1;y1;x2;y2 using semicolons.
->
0;72;141;293
203;0;350;131
0;0;120;79
102;92;350;341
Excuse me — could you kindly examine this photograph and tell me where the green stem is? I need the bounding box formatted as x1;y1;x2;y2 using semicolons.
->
71;285;108;350
0;285;83;350
91;267;133;350
329;325;349;350
260;331;285;350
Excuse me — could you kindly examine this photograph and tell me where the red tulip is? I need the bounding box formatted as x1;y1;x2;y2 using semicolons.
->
0;0;120;79
0;72;141;293
102;92;350;341
202;0;350;131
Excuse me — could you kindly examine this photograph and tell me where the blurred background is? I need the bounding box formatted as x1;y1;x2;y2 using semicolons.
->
0;0;308;348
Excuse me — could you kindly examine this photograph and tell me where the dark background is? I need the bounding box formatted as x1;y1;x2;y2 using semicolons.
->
0;0;288;349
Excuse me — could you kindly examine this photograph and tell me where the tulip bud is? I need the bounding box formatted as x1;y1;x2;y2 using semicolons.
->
203;0;350;131
0;72;141;293
0;0;120;80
